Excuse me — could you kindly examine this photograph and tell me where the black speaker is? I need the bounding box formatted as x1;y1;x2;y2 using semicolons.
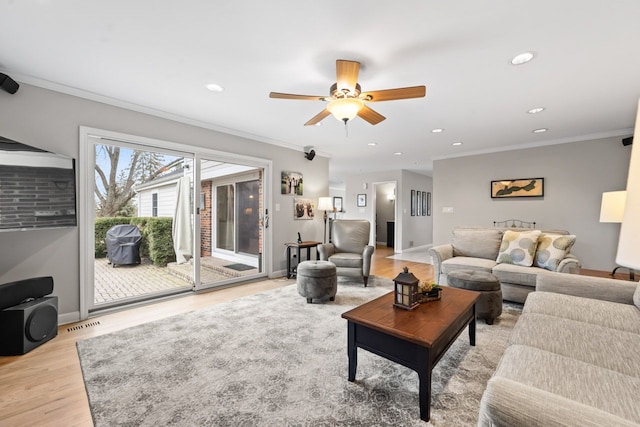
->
0;277;54;310
0;296;58;355
305;149;316;161
0;73;19;94
623;136;633;146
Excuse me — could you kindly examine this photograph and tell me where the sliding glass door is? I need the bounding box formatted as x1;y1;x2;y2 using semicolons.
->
79;127;271;318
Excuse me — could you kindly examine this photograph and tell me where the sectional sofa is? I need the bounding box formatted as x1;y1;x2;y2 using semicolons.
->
478;272;640;426
428;227;581;303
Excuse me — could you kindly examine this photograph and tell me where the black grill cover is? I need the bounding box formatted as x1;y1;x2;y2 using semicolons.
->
105;224;142;266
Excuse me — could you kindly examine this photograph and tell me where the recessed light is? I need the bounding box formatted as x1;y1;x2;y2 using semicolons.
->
393;152;403;156
452;142;463;146
205;83;224;92
431;128;444;133
532;128;548;133
367;142;377;146
511;51;535;65
315;122;322;127
527;107;545;114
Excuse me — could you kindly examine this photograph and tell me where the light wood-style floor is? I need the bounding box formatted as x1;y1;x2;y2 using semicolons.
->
0;245;432;427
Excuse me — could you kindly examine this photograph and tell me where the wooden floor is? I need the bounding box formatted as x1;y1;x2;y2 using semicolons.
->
0;245;432;427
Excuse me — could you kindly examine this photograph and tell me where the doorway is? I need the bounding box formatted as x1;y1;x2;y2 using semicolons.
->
79;127;271;318
373;181;397;251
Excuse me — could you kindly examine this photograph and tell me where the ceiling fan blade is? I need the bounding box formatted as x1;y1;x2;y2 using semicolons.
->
304;109;331;126
269;92;326;101
361;85;426;102
336;60;360;94
357;105;386;125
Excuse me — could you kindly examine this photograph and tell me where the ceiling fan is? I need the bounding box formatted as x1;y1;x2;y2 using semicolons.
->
269;60;426;126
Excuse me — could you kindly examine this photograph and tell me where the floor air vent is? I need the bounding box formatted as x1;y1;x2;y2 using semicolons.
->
67;321;101;332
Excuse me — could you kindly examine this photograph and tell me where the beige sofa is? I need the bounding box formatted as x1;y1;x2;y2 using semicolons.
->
478;273;640;426
428;227;581;303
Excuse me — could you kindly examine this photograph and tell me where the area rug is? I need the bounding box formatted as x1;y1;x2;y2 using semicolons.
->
77;276;521;426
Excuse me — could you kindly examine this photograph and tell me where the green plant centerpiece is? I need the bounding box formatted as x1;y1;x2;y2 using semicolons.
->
417;280;442;302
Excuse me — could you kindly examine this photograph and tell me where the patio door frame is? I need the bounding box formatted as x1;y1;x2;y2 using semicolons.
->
79;126;272;320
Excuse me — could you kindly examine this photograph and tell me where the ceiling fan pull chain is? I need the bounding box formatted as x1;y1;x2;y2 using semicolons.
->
344;120;349;137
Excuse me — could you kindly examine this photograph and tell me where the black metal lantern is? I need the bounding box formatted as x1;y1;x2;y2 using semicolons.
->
393;266;419;310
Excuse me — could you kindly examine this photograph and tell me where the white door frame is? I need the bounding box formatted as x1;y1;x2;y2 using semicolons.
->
79;126;272;320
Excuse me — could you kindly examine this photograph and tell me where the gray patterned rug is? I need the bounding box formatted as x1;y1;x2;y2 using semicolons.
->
77;276;522;426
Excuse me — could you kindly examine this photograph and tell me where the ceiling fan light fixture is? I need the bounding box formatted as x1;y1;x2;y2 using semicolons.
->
326;98;364;123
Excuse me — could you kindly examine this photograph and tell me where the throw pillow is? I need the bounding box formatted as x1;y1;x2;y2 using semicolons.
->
496;230;541;267
534;233;577;271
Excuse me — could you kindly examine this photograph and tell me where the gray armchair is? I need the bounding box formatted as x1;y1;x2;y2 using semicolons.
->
317;219;374;286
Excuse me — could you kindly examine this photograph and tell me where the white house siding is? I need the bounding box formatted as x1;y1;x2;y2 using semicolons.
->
137;183;177;217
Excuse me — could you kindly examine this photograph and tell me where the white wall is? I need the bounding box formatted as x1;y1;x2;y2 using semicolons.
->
433;136;631;270
375;182;395;245
343;169;432;251
0;84;329;319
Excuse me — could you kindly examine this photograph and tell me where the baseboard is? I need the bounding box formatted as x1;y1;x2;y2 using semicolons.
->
270;269;287;279
59;311;80;325
397;243;433;254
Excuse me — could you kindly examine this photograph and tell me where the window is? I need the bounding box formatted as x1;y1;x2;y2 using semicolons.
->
152;193;158;217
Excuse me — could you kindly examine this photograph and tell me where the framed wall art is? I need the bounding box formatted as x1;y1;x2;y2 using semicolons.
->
294;198;314;220
491;178;544;198
333;196;343;212
417;190;422;216
410;190;416;216
281;171;303;196
426;192;431;216
422;191;427;216
357;194;367;207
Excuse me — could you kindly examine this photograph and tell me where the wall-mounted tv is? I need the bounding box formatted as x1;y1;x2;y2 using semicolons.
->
0;135;77;232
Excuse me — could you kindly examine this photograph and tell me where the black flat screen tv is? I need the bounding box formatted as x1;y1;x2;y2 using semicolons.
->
0;135;77;232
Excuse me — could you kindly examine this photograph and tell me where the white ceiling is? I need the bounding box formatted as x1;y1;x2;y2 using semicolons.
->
1;1;640;185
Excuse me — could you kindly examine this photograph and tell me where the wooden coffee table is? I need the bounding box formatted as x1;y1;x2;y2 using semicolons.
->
341;286;480;422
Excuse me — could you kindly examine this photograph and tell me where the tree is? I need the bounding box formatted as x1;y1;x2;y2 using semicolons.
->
94;146;178;217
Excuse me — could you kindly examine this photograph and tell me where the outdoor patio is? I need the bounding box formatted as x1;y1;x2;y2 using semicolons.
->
94;256;259;305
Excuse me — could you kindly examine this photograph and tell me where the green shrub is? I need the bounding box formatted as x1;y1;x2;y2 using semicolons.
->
94;217;175;265
145;217;175;266
94;217;134;258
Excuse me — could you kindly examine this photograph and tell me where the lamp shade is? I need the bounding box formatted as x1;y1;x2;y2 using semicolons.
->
617;99;640;270
327;98;363;122
318;197;333;211
599;191;627;223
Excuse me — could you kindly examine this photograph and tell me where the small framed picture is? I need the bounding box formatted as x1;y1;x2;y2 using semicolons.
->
417;191;422;216
357;194;366;207
422;191;427;216
411;190;416;216
333;196;343;212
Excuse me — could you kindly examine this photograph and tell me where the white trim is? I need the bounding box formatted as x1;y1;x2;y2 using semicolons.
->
12;72;331;158
58;311;80;325
432;128;634;161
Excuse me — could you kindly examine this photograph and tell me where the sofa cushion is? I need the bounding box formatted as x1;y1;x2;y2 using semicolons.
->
524;291;640;335
451;227;503;260
496;229;541;267
492;263;540;287
328;253;362;269
534;233;576;271
486;345;640;425
510;312;640;377
635;283;640;310
441;256;496;275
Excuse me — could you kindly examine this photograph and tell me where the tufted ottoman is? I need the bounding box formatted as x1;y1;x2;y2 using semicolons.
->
296;260;337;303
447;270;502;324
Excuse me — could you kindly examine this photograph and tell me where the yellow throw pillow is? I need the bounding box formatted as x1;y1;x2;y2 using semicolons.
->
496;230;542;267
535;233;576;271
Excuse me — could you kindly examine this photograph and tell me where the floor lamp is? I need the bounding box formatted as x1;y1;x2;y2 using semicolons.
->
600;190;634;280
318;197;333;244
617;98;640;275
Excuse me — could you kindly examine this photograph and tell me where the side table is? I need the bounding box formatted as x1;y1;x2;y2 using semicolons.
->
285;241;321;278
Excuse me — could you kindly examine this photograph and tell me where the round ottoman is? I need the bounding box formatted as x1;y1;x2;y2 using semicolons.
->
447;270;502;324
296;260;337;303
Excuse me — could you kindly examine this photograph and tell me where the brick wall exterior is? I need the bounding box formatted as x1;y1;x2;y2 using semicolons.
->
200;180;212;257
0;166;76;230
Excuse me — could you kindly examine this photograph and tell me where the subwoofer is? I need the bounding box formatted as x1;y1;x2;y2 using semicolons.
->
0;296;58;356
